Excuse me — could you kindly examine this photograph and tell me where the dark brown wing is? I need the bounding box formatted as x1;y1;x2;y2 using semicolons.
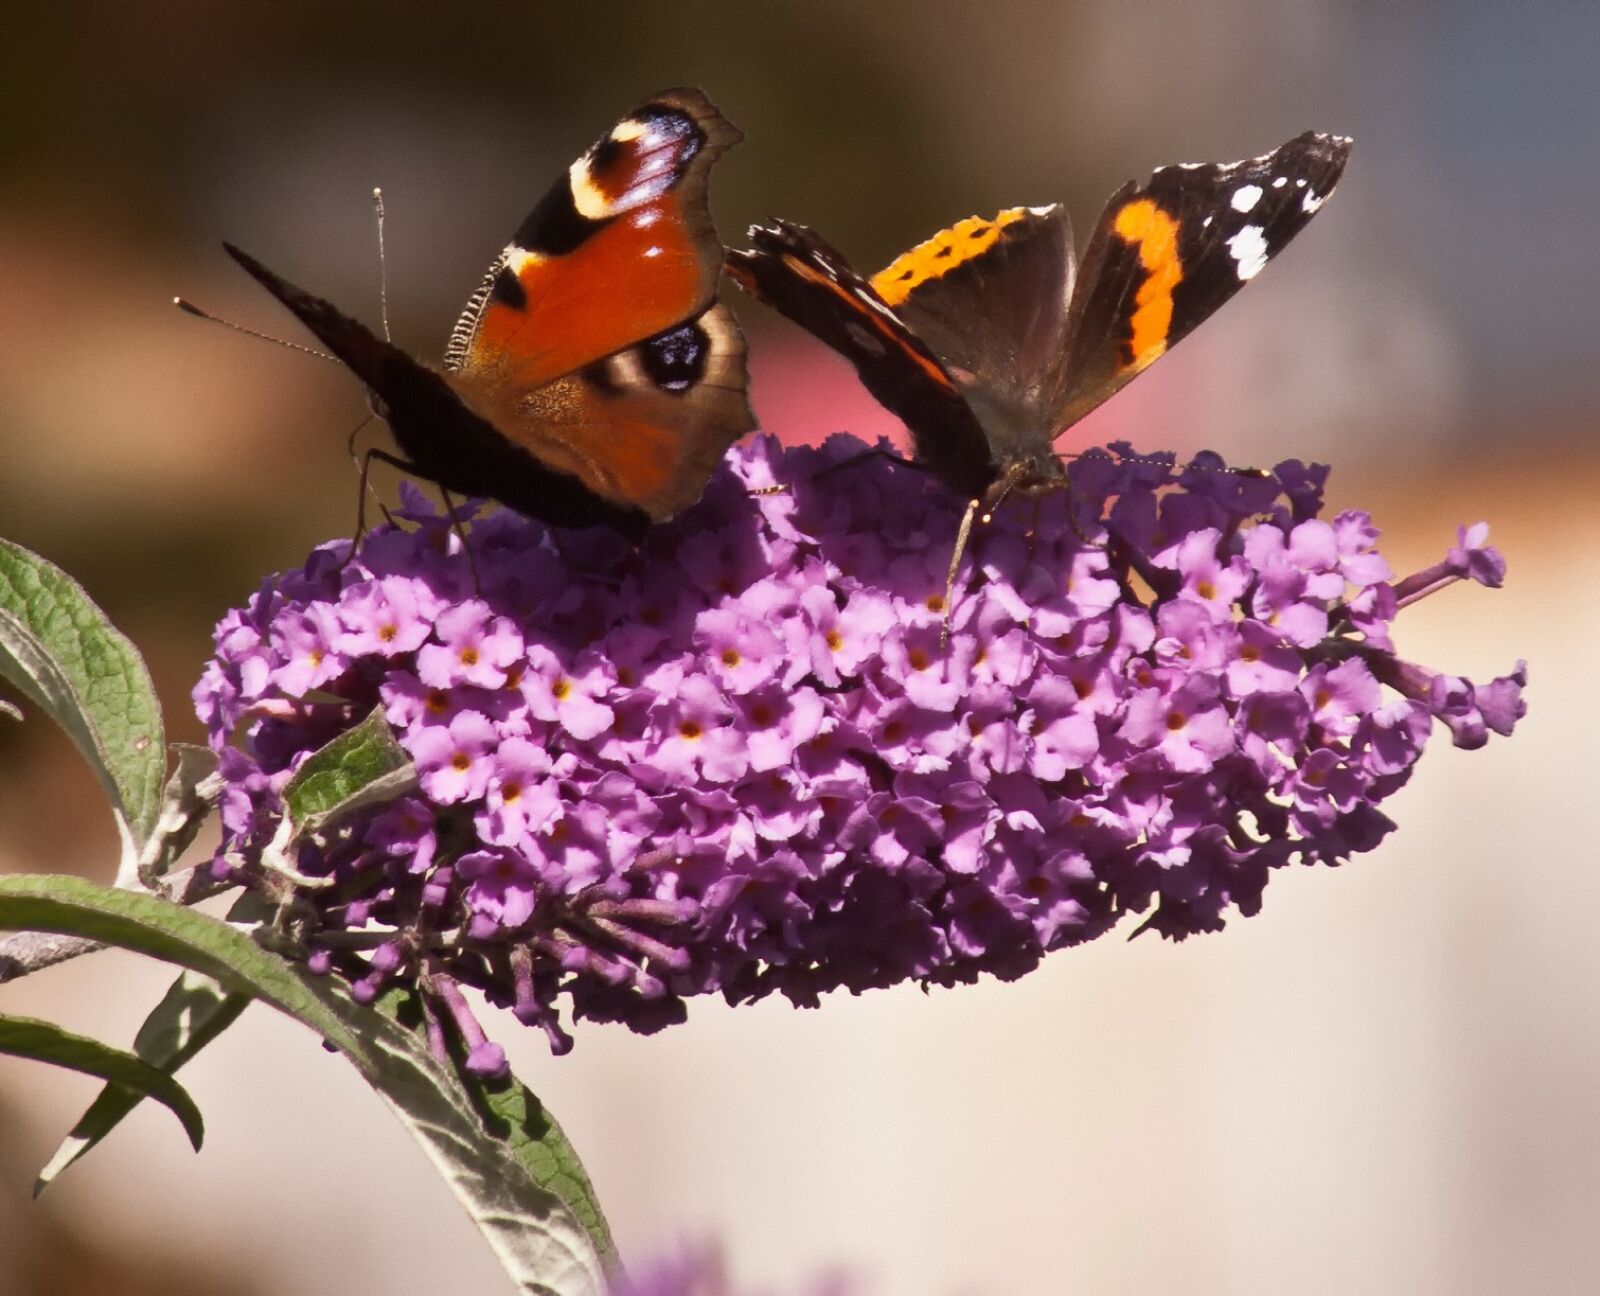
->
1051;131;1353;432
868;205;1075;476
727;220;997;499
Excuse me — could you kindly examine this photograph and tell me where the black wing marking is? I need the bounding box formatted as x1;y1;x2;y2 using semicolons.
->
726;221;997;500
1051;131;1353;433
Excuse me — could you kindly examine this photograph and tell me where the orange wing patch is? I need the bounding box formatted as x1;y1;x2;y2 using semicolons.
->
462;194;707;391
1109;198;1184;373
870;208;1030;306
450;303;752;521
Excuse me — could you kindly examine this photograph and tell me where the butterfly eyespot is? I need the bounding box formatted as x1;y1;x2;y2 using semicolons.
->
640;321;709;392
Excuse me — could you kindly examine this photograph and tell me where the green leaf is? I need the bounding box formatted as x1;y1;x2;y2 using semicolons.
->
283;705;417;834
464;1059;615;1260
0;874;359;1056
0;539;165;851
0;1013;203;1153
0;873;609;1293
35;971;250;1192
318;983;609;1295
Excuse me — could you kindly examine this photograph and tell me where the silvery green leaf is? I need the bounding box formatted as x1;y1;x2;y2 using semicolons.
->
0;540;164;869
35;970;249;1192
0;1012;204;1161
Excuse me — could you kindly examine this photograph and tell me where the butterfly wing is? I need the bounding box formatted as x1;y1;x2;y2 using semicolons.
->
1050;130;1353;432
451;303;755;522
443;88;741;389
222;243;653;538
727;220;997;500
868;205;1075;477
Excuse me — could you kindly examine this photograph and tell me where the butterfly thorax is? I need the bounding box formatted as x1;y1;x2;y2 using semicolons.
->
956;386;1067;502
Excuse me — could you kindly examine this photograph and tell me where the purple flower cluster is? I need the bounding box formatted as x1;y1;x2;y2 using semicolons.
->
194;434;1524;1057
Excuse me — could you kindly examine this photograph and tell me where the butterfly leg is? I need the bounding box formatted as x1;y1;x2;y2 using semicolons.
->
348;447;485;589
1050;453;1118;550
342;417;390;553
1026;494;1048;561
436;486;484;593
351;445;426;538
343;442;407;567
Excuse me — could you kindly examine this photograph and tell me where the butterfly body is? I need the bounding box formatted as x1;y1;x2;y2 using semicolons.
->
228;88;754;540
727;131;1353;508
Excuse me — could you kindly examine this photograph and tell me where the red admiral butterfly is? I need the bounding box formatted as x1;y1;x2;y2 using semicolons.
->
727;131;1352;509
226;88;754;543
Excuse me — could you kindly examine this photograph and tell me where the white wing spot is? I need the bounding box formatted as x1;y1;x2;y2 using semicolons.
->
1272;176;1288;189
854;286;901;321
1226;225;1269;280
504;246;546;274
1301;189;1327;214
1231;184;1263;212
568;157;612;220
1295;177;1308;188
1201;215;1213;228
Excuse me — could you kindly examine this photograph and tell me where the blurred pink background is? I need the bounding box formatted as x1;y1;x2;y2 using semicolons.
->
1;3;1595;1293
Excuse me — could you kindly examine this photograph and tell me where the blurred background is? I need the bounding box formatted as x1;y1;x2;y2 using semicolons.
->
0;2;1595;1293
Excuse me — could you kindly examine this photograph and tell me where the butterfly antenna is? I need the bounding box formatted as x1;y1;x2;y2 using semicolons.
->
1055;447;1268;479
172;296;339;364
372;187;393;343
